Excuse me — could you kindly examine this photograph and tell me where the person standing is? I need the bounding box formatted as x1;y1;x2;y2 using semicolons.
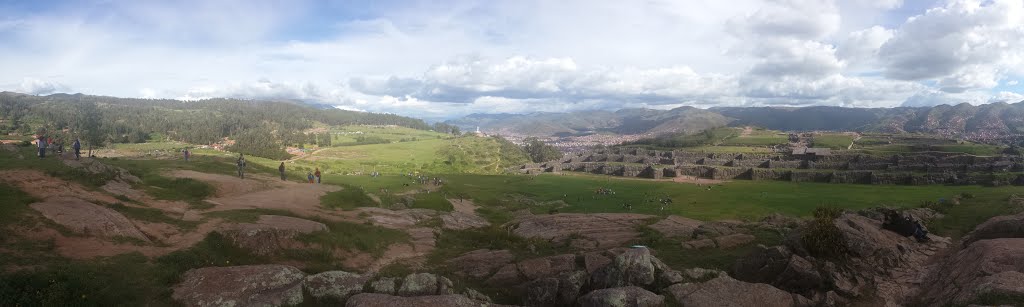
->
278;162;287;181
236;154;246;179
307;172;314;183
72;138;81;160
314;168;321;184
183;148;191;161
37;135;47;158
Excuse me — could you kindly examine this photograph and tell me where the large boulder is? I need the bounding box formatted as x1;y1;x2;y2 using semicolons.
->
440;211;490;230
397;273;455;297
344;293;483;307
171;265;305;307
648;215;703;238
577;286;665;307
524;271;588;307
512;213;653;249
518;254;577;280
30;197;150;243
713;233;755;249
733;245;823;295
666;275;811;307
961;212;1024;247
303;271;370;302
216;215;328;256
590;247;681;290
447;249;516;278
833;213;916;267
916;238;1024;306
368;277;398;295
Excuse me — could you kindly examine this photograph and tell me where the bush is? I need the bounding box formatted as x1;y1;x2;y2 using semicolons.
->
801;207;848;259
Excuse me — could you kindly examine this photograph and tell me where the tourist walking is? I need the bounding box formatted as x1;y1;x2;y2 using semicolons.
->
36;135;47;158
278;162;287;181
307;172;314;183
72;138;81;160
314;168;321;184
236;154;246;179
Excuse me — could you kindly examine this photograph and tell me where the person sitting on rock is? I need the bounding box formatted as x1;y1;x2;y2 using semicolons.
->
913;220;930;242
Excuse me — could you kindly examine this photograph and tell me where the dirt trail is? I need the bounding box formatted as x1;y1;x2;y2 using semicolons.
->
168;170;282;198
447;198;479;215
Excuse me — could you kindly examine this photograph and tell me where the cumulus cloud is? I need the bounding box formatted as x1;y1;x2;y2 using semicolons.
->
19;78;70;95
0;0;1020;119
880;0;1024;92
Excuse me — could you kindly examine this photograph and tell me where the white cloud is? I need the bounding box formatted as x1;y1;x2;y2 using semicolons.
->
19;78;70;95
0;0;1020;119
879;0;1024;92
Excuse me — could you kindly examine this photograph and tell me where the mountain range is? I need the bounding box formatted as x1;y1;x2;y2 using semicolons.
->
447;101;1024;139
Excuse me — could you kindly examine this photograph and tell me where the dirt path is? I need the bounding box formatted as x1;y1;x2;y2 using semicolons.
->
447;198;479;214
168;170;282;198
0;170;119;204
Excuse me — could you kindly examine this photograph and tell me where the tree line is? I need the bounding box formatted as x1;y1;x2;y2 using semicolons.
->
0;92;430;159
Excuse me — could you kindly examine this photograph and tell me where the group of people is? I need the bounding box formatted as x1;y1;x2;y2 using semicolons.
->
274;161;322;184
35;135;82;160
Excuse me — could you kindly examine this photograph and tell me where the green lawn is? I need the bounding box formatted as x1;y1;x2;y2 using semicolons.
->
437;173;1024;223
720;129;789;146
812;134;856;150
330;125;450;145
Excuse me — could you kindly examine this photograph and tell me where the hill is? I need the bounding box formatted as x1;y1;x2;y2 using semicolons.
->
0;92;431;159
445;106;730;137
448;102;1024;143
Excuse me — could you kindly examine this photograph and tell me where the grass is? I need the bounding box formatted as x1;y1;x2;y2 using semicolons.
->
637;225;784;272
205;209;409;256
330;125;450;145
0;182;37;228
812;134;855;150
720;129;789;146
0;146;117;189
927;193;1023;240
320;184;378;210
436;173;1024;223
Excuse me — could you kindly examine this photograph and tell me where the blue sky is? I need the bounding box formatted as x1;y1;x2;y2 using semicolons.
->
1;0;1022;120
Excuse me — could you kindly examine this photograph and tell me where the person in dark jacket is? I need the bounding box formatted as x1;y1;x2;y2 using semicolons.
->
72;138;81;160
278;162;287;181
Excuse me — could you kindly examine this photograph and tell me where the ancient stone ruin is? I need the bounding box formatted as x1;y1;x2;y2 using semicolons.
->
520;147;1024;186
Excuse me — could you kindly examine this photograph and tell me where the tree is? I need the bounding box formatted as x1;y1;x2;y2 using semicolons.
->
522;137;562;163
74;102;104;157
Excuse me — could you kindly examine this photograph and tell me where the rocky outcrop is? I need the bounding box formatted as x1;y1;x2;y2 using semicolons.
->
577;286;664;307
961;212;1024;246
590;247;682;290
512;213;654;249
171;265;305;307
396;273;455;297
216;215;328;256
524;271;588;307
732;245;822;296
440;211;490;230
30;197;151;243
303;271;370;302
369;277;398;295
713;233;755;249
344;293;487;307
916;238;1024;306
447;249;516;278
666;275;811;307
648;215;703;238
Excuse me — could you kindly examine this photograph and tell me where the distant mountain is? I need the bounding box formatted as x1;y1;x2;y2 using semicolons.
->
716;101;1024;138
448;101;1024;140
445;107;731;136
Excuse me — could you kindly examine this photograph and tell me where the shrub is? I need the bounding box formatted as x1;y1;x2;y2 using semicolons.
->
801;207;848;259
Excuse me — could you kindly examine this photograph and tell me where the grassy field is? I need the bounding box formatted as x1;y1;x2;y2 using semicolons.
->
720;129;789;146
812;134;856;149
438;173;1024;223
330;125;450;145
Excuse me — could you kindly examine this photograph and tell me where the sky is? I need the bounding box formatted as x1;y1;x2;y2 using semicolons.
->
1;0;1023;120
